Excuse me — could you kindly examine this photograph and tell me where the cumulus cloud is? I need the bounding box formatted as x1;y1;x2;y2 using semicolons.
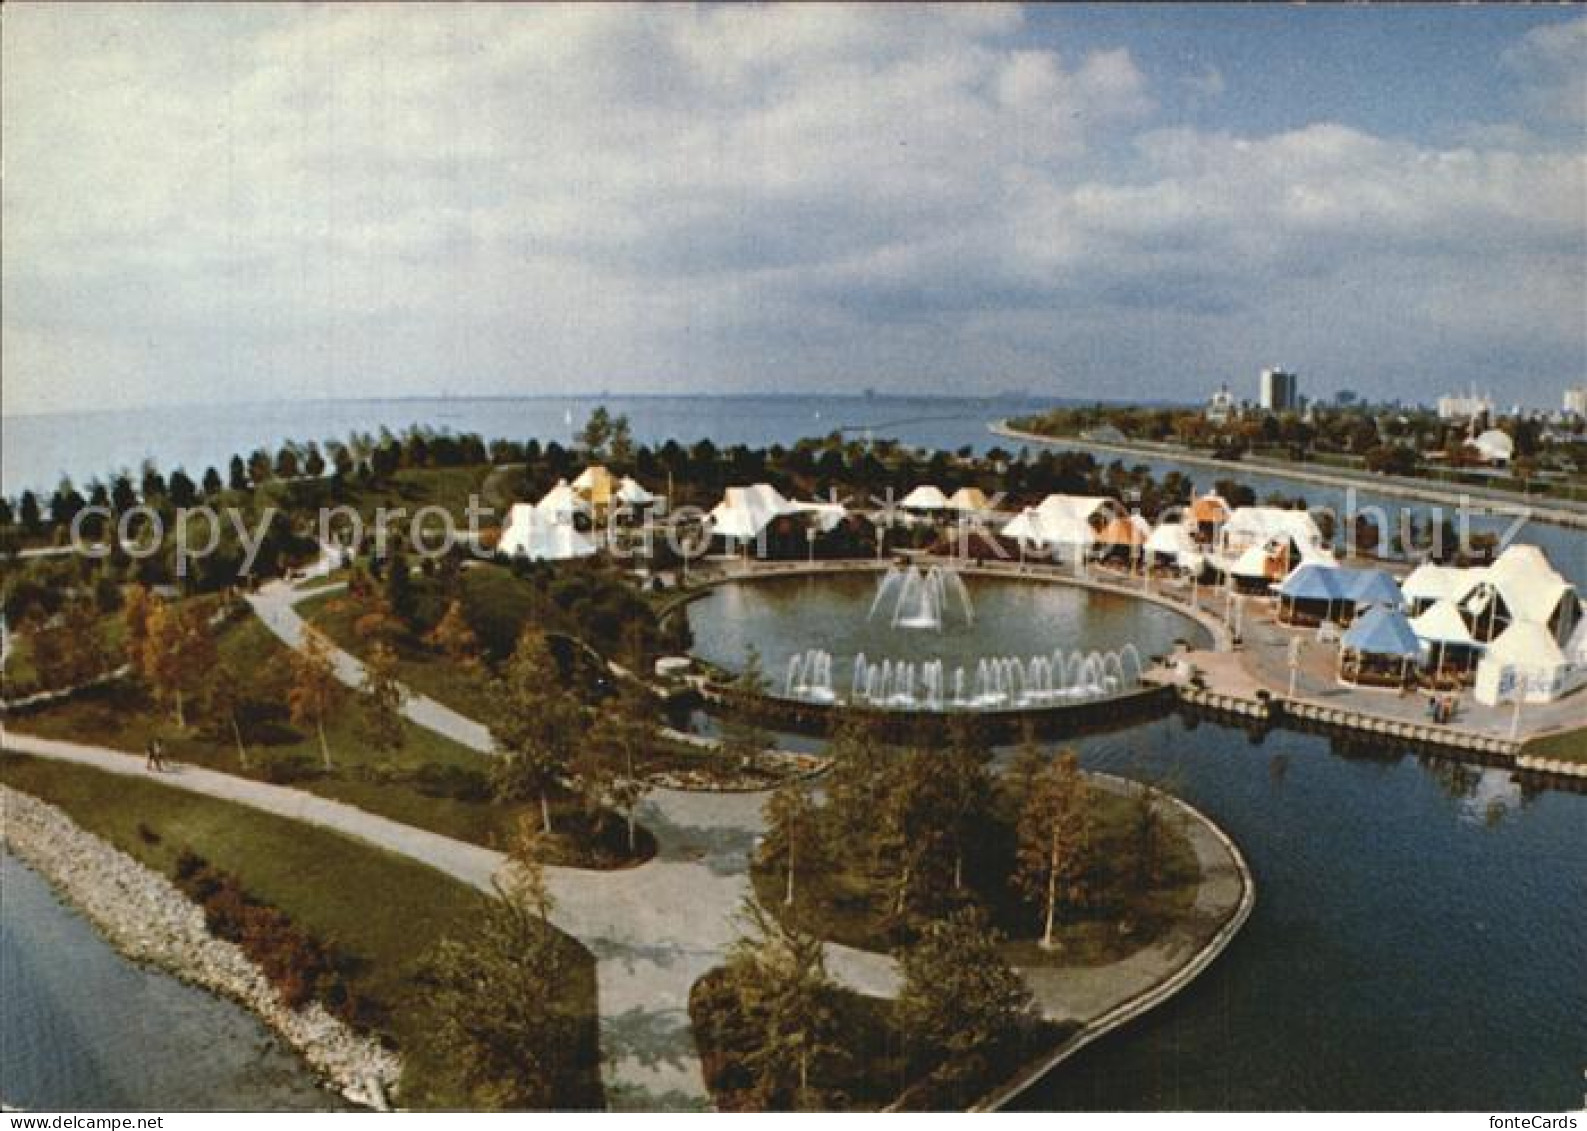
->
2;4;1583;415
1503;14;1587;126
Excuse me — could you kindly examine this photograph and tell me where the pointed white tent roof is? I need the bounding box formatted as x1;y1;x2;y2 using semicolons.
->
708;483;795;540
536;479;584;522
1485;545;1574;626
498;504;597;561
1409;599;1475;646
1484;620;1567;669
947;486;991;512
616;476;655;505
1401;562;1480;605
1222;506;1324;550
900;484;950;510
1034;494;1114;524
1228;543;1277;579
1145;521;1197;559
1001;507;1095;548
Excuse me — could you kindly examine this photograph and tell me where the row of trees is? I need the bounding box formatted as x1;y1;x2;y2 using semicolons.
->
759;718;1121;950
486;625;657;854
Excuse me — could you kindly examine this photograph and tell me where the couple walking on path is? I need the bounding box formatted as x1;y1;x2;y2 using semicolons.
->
144;737;169;772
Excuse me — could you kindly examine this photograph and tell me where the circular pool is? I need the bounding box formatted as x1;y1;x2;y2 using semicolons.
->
685;568;1209;712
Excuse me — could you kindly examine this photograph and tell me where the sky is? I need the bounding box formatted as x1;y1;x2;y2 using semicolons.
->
3;3;1584;416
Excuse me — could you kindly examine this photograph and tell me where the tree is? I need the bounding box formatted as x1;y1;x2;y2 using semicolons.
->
122;583;154;672
1015;749;1094;951
288;629;345;769
488;628;581;833
875;745;957;920
761;782;821;907
717;645;771;767
821;711;892;862
206;659;254;768
1130;780;1165;888
719;899;842;1109
418;883;585;1109
941;718;994;892
579;406;612;459
228;454;249;492
426;599;482;669
359;641;408;752
895;907;1033;1096
598;681;656;854
142;598;217;729
503;813;554;922
202;466;223;496
383;549;415;625
21;600;112;692
19;490;42;532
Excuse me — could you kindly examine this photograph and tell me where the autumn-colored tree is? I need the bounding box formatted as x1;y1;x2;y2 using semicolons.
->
488;628;581;833
1014;748;1094;950
142;599;217;728
427;599;482;669
289;629;345;769
121;583;153;672
359;641;408;752
503;813;554;922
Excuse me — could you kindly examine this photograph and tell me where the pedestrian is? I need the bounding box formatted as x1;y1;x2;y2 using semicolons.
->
145;738;158;771
151;736;168;772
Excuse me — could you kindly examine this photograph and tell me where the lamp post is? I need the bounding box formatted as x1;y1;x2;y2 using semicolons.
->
1287;636;1302;698
806;525;816;566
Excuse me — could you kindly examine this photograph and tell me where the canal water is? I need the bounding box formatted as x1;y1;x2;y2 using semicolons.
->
1016;716;1587;1112
0;852;339;1111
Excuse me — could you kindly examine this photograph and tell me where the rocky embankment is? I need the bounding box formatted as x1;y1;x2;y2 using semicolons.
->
0;785;401;1109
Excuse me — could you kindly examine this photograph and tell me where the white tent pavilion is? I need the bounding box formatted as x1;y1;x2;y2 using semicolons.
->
616;476;655;506
1409;598;1478;677
900;485;951;511
1474;620;1580;705
498;503;598;561
1000;507;1096;556
536;479;585;523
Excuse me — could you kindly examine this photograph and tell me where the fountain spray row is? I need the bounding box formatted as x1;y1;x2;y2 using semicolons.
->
782;644;1144;712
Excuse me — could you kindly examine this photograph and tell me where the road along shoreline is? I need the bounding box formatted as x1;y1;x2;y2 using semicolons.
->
990;421;1587;531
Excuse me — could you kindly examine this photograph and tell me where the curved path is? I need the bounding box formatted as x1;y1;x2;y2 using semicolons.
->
5;556;1247;1109
0;728;894;1110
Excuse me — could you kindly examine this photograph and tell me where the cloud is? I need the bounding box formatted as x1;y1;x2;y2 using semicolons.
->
2;4;1583;416
1502;14;1587;126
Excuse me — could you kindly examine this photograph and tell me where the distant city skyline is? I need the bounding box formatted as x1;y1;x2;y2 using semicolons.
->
4;4;1583;417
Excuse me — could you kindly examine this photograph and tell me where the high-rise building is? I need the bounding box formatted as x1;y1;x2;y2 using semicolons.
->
1259;367;1299;413
1565;387;1587;417
1436;386;1494;421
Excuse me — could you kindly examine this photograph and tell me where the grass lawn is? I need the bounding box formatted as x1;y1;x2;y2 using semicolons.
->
1524;725;1587;763
5;611;653;868
3;606;131;698
0;752;603;1109
752;787;1202;968
297;587;498;720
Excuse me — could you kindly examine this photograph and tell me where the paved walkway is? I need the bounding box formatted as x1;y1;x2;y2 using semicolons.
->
5;554;1248;1109
0;728;896;1110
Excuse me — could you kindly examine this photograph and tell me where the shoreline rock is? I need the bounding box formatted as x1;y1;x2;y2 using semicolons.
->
0;785;401;1110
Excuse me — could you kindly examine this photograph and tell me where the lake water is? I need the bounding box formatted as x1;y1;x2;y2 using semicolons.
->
2;394;1584;1110
0;852;339;1111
